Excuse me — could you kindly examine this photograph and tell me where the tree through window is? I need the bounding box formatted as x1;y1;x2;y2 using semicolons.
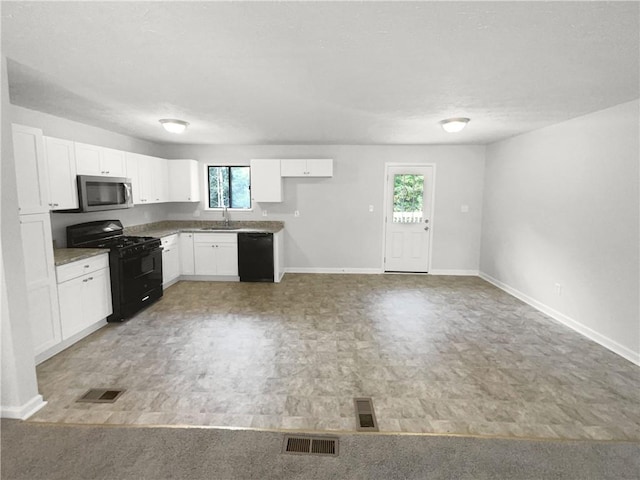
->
208;166;251;209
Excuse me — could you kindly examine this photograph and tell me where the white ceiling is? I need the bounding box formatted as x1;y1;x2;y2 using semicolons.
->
2;1;639;145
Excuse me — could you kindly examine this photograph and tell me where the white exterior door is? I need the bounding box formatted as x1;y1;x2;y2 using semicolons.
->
384;164;434;273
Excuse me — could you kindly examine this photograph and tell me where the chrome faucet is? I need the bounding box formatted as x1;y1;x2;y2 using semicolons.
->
223;206;230;227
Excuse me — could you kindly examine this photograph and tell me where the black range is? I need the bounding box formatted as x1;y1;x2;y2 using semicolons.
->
66;220;163;322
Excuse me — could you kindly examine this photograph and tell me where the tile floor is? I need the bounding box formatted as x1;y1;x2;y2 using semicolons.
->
31;275;640;441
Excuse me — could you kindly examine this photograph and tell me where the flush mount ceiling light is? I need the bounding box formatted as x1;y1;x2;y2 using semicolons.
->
440;117;470;133
159;119;189;134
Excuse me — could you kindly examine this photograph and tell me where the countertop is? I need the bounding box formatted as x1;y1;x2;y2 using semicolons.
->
124;220;285;239
54;248;109;266
53;221;283;265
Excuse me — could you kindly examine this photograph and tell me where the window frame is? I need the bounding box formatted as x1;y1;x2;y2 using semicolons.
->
204;164;253;211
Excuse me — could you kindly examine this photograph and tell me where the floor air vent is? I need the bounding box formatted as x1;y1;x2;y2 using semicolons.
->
354;397;379;432
76;388;125;404
282;435;338;456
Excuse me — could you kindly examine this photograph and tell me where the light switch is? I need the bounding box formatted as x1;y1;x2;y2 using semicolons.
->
460;205;469;213
294;210;300;217
369;205;374;212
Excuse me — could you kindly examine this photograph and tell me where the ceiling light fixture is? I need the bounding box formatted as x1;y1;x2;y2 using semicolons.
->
440;117;470;133
159;119;189;134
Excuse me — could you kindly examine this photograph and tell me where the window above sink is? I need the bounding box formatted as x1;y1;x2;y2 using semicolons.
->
206;165;251;211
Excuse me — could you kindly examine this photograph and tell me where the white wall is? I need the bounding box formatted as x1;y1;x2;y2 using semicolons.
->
10;105;167;246
161;144;486;273
480;100;640;364
1;56;42;418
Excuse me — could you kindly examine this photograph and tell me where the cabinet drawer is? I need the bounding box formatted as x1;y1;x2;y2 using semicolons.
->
56;254;109;283
161;234;179;248
193;233;237;244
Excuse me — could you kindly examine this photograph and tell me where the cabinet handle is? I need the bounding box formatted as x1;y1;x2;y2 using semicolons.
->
165;249;170;253
54;203;59;207
84;265;90;268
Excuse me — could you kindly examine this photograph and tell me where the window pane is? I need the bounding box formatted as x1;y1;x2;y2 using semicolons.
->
208;166;228;208
230;167;251;209
393;174;424;223
208;166;251;209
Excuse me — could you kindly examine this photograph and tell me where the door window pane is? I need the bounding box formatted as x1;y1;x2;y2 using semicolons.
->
393;174;424;223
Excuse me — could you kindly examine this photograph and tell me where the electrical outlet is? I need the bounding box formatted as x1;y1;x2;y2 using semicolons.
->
369;205;374;212
193;209;201;217
460;205;469;213
294;210;300;217
262;210;268;217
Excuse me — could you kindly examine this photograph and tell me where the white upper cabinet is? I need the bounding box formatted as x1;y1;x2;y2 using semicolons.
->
154;157;169;203
250;159;282;202
44;137;78;211
75;142;127;177
280;158;333;177
12;124;50;214
124;152;142;204
125;153;168;204
168;160;200;202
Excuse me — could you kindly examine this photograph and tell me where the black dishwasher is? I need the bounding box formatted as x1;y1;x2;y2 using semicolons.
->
237;232;274;282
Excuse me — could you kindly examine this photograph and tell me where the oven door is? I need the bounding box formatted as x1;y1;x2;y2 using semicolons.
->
119;247;163;313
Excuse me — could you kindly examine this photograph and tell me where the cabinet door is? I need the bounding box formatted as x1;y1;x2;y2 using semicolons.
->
168;160;200;202
75;142;102;175
216;243;239;276
161;235;180;284
137;155;154;204
307;159;333;177
250;159;282;202
194;242;218;275
280;159;307;177
58;276;84;339
60;268;112;339
20;213;61;354
44;137;78;210
12;124;50;214
125;153;141;204
101;148;127;177
82;268;113;324
179;233;195;275
153;157;169;202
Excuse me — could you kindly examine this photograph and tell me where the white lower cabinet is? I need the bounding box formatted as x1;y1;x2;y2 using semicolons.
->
194;233;238;276
161;234;180;286
179;233;195;275
57;254;112;340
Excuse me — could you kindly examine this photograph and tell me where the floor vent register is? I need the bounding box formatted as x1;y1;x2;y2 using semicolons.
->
354;397;379;432
282;435;339;456
76;388;126;404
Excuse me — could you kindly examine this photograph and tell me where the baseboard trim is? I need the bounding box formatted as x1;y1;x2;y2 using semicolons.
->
35;319;107;365
284;267;383;275
479;272;640;366
1;394;46;420
429;269;479;276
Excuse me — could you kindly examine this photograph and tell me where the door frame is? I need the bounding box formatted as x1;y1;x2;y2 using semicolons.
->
381;162;437;273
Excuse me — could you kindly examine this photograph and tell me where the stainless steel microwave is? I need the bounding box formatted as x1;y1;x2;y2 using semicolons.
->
76;175;133;212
